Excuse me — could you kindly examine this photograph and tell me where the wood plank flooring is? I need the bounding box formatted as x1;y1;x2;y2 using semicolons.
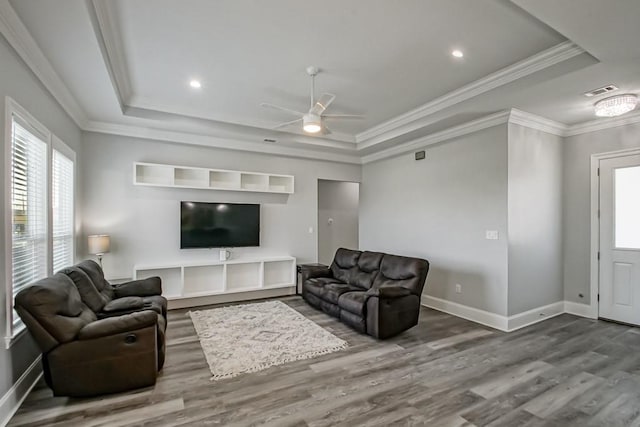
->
8;297;640;426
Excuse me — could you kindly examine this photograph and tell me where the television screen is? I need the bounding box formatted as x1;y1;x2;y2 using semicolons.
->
180;202;260;248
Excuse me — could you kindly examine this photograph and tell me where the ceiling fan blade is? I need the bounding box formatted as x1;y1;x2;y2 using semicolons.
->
322;114;365;120
273;118;302;130
260;103;305;117
310;93;336;115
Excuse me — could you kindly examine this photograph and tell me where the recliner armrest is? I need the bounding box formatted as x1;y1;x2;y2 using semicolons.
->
300;266;332;280
103;296;144;312
113;277;162;298
77;310;158;340
365;286;413;299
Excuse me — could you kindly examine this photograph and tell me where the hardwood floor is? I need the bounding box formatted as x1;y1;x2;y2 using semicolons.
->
8;297;640;426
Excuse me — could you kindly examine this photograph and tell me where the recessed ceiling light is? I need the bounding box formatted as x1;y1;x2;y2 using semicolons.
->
189;80;202;89
451;50;464;58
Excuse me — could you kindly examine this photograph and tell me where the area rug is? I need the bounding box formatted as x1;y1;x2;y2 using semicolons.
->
188;300;348;380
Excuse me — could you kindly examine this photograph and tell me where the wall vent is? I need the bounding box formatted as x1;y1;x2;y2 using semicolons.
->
584;85;618;97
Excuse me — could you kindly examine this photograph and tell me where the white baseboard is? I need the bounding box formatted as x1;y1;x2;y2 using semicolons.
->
0;355;42;427
506;301;565;332
564;301;597;319
421;295;509;332
421;296;594;333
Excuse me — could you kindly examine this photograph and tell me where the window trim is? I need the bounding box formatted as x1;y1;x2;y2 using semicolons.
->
4;97;75;349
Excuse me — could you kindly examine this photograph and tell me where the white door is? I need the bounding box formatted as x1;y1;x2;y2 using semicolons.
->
599;154;640;324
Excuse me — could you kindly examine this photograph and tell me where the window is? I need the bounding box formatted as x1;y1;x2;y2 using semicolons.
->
615;165;640;249
5;98;75;346
52;147;74;272
9;115;48;337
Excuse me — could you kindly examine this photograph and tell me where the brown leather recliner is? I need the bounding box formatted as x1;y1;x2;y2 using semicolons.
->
59;260;167;369
302;248;430;339
15;273;159;397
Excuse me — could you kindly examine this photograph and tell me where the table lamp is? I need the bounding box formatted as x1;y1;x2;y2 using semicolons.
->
88;234;110;267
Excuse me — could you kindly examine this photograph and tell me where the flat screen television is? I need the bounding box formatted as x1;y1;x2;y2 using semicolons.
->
180;202;260;248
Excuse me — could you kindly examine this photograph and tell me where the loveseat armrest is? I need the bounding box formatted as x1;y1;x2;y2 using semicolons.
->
113;277;162;298
77;310;158;340
365;286;413;299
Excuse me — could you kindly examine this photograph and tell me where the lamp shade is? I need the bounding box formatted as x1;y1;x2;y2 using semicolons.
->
88;235;110;255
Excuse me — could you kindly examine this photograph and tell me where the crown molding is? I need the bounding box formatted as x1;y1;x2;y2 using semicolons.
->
508;108;568;136
87;0;132;111
84;120;362;165
0;0;88;128
356;41;585;149
361;110;511;164
564;109;640;137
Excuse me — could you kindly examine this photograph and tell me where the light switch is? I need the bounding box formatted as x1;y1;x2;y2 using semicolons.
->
308;227;314;234
485;230;499;240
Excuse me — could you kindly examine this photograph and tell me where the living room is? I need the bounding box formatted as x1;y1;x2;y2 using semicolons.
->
1;0;640;425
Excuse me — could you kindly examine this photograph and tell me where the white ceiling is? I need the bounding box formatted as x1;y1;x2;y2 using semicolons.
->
3;0;640;161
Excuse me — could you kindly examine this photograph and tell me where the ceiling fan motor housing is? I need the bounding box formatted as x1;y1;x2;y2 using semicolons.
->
303;113;322;133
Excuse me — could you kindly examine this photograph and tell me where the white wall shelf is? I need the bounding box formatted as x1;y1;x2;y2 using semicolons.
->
133;256;296;304
134;162;294;194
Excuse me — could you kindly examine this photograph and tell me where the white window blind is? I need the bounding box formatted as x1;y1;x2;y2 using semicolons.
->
10;117;48;332
52;149;74;272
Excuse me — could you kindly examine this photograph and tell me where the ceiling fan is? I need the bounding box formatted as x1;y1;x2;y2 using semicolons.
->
260;66;363;135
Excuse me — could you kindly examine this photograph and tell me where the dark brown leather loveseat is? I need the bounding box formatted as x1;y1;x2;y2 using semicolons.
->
302;248;429;339
14;261;166;397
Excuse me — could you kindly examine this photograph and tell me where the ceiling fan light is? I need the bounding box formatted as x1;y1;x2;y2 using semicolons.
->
594;94;637;117
303;114;322;133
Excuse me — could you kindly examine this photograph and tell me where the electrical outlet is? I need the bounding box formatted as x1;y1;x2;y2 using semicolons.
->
485;230;499;240
308;227;313;234
455;284;462;294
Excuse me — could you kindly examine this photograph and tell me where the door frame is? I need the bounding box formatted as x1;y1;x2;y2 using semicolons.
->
316;178;360;264
590;147;640;319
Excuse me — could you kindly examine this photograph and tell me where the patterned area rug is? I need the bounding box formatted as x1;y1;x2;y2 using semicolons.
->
189;300;348;380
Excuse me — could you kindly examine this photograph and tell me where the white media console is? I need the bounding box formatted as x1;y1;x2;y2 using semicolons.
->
133;256;296;308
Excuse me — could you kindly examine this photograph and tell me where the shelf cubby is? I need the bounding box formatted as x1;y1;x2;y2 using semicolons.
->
135;163;174;186
183;265;224;295
174;167;209;187
264;260;295;287
210;170;241;189
268;175;294;193
240;173;269;191
226;262;261;291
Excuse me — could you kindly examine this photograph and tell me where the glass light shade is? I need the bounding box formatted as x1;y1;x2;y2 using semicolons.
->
303;114;322;133
88;234;110;255
594;94;637;117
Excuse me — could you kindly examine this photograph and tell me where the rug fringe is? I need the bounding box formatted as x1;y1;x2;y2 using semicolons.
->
209;342;349;381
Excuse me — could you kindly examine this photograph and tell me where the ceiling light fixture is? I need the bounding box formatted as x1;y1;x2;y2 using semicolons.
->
594;94;637;117
189;80;202;89
303;114;321;133
451;50;464;58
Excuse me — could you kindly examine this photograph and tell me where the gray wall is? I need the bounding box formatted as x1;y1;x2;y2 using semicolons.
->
80;132;361;279
317;180;359;265
360;125;509;316
507;124;563;315
563;122;640;304
0;35;82;402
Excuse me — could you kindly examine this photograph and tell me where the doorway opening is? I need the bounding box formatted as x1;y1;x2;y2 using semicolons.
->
317;180;360;265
